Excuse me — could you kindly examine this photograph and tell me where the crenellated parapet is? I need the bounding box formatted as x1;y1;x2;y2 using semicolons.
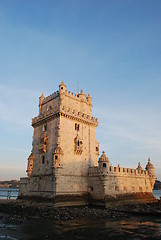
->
60;106;98;126
89;151;153;178
59;80;92;107
41;91;59;105
33;80;96;127
32;105;98;127
89;165;149;177
32;105;60;127
39;81;92;107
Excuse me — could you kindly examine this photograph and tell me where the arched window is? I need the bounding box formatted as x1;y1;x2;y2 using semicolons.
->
103;163;106;168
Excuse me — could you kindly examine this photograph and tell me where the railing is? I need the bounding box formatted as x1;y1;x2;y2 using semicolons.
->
0;189;19;200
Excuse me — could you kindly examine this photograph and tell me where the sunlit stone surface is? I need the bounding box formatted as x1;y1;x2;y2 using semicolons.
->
19;81;156;206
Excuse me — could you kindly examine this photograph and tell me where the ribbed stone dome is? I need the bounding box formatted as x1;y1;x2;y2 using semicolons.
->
98;151;109;163
145;158;155;171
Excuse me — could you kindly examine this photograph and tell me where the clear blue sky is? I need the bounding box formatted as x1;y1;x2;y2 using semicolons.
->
0;0;161;180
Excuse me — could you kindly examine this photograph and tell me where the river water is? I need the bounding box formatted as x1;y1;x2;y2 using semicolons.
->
0;189;161;239
0;188;18;199
0;214;161;240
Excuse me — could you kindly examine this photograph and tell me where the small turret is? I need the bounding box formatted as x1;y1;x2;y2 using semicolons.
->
136;162;143;171
59;80;66;93
98;151;110;172
145;158;156;188
39;92;45;113
78;89;86;101
87;93;92;106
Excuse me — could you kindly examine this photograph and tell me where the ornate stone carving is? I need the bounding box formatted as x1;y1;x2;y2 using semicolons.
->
39;132;48;153
53;145;63;168
27;153;34;177
74;135;83;155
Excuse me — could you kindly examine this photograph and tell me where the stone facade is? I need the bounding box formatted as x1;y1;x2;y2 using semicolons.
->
19;81;156;206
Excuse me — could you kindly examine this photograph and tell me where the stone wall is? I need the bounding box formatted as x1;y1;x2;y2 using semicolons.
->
88;165;154;202
19;175;56;199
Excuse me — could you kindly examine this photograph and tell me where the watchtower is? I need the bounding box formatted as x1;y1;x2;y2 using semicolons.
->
20;81;99;198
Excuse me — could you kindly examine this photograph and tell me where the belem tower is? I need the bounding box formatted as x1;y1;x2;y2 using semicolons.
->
19;81;156;206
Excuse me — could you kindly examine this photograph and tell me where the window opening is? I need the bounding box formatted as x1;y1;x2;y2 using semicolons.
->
75;123;79;131
42;155;45;164
43;124;47;132
103;163;106;168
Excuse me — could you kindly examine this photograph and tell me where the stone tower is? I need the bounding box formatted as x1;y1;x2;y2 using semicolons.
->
19;81;156;206
19;81;99;200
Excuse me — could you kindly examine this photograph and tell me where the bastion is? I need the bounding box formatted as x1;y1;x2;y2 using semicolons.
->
19;81;156;206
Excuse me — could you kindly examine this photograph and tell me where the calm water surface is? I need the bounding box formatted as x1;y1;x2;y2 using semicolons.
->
0;188;18;199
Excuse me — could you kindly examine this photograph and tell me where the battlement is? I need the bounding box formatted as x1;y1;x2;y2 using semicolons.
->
32;104;98;127
41;91;59;105
61;106;98;125
32;105;59;126
60;89;92;105
89;165;148;177
38;81;93;118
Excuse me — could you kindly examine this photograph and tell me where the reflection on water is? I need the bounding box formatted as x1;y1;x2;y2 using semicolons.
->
0;216;161;240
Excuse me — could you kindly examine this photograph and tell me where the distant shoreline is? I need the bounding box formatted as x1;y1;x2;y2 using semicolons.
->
0;180;19;189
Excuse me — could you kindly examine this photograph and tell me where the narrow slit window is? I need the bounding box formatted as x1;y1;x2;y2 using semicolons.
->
42;155;45;164
75;123;80;131
43;124;47;132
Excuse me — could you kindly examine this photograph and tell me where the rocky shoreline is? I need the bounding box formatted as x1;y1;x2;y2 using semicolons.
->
0;199;161;222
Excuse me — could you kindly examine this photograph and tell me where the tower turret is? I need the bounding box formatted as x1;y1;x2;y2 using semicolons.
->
136;162;143;171
78;89;86;101
59;80;66;93
98;151;110;172
39;92;45;113
145;158;156;188
87;93;92;106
